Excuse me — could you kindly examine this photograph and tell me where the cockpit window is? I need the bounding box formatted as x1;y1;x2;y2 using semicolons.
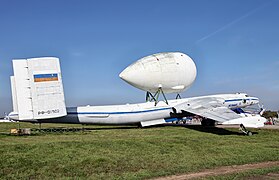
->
245;94;249;97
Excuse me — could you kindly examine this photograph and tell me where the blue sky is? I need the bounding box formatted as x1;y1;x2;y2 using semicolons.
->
0;0;279;114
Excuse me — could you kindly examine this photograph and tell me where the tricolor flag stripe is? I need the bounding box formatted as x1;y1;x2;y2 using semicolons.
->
34;74;58;82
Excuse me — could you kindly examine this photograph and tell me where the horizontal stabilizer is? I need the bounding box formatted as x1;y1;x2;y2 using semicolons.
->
140;119;165;127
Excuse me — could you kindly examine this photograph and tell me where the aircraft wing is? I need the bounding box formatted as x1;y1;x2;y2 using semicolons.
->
173;97;266;128
173;97;241;123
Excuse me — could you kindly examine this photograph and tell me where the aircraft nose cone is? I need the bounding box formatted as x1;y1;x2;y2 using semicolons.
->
119;71;125;79
119;67;131;82
119;66;139;84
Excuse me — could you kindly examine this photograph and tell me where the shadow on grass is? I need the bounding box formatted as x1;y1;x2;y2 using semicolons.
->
0;132;42;137
31;126;139;133
1;124;259;136
165;124;258;136
185;125;242;135
0;132;11;136
0;126;140;136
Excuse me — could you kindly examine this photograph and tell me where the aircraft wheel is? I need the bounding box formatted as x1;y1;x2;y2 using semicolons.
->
201;119;216;126
201;119;207;126
247;131;253;136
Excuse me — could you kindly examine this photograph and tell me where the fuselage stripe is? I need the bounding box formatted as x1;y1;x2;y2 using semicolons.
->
224;98;258;102
67;107;171;115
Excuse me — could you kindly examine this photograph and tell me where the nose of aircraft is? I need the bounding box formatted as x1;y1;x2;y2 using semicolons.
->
250;97;259;105
258;116;267;127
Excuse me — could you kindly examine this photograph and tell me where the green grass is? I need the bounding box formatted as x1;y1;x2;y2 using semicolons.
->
204;166;279;180
0;122;279;179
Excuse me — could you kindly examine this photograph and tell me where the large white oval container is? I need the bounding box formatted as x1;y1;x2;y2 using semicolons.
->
119;52;197;93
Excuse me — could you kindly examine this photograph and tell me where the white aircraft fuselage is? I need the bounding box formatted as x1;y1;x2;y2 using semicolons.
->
8;55;266;132
9;93;262;126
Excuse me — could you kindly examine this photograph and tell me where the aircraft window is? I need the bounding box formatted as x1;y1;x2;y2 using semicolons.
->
245;94;249;97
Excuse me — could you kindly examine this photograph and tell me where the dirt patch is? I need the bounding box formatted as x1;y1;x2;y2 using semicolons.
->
153;161;279;180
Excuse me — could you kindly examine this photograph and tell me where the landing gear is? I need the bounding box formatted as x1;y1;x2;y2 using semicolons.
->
239;124;253;136
247;131;253;136
201;119;216;126
146;87;168;106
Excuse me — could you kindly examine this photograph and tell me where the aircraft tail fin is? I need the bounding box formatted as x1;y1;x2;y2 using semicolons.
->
10;57;67;120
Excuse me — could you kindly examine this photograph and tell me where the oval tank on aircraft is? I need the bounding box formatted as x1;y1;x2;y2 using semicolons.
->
119;52;197;93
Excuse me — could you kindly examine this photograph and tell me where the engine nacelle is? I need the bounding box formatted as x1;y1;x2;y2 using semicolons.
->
119;52;197;93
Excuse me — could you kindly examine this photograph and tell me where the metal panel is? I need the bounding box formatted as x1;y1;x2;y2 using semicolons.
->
12;60;34;120
11;57;67;120
27;57;67;119
140;119;165;127
10;76;18;112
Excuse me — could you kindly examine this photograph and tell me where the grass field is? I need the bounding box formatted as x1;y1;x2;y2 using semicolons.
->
208;166;279;180
0;122;279;179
